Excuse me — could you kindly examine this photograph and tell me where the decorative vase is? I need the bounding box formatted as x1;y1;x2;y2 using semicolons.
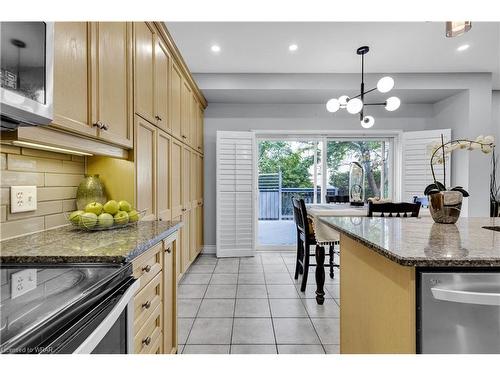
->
428;191;463;224
76;174;107;210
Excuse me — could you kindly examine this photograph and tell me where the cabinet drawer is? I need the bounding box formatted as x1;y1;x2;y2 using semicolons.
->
134;304;162;354
132;242;163;289
133;272;162;331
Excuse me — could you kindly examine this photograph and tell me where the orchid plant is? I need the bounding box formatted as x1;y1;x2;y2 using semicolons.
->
424;134;496;197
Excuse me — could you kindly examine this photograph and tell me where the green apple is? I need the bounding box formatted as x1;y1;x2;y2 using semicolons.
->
69;210;84;225
128;209;139;223
85;202;103;215
103;200;119;215
80;212;98;228
114;210;129;225
97;213;114;228
118;200;132;212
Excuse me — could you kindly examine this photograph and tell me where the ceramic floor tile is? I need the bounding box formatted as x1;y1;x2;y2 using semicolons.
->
193;256;218;265
217;258;240;267
324;344;340;354
265;273;293;285
302;298;340;318
278;345;325;354
238;273;265;285
239;256;262;265
186;318;233;345
230;345;277;354
311;318;340;345
239;264;264;273
210;273;238;285
236;284;268;298
231;318;275;344
182;345;230;354
188;264;216;274
177;318;195;345
178;284;208;299
273;318;321;344
205;284;237;299
234;298;271;317
269;299;308;317
261;256;285;265
178;299;202;317
266;284;300;299
214;263;240;274
197;299;235;318
263;264;289;273
295;285;332;299
325;284;340;298
177;345;184;353
181;273;212;285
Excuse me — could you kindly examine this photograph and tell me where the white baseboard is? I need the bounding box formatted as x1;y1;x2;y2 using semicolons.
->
202;245;216;254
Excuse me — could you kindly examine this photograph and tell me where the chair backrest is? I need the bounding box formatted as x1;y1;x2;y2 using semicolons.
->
367;201;421;218
291;198;312;238
326;195;349;204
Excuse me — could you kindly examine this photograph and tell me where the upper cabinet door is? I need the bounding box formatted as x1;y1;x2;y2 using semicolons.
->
180;80;192;143
157;129;171;221
92;22;133;148
154;38;169;132
170;138;183;218
135;116;157;221
181;145;191;211
169;61;182;139
190;94;198;148
52;22;96;137
134;22;155;124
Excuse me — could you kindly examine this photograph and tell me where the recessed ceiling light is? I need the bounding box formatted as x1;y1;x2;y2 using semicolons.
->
211;45;221;53
288;44;298;52
457;44;470;52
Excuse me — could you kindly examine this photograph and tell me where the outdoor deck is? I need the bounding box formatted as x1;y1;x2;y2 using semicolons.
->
258;220;296;246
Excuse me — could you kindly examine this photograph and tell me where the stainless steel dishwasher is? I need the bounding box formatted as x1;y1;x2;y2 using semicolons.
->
418;271;500;354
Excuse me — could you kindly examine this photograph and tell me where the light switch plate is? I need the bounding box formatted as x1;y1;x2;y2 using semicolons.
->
11;269;37;299
10;186;37;213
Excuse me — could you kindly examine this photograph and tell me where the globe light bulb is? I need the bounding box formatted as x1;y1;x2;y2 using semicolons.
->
385;96;401;111
346;98;363;114
361;116;375;128
338;95;350;107
377;76;394;93
326;98;340;113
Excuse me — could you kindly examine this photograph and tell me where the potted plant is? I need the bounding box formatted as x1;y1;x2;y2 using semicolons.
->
424;134;495;224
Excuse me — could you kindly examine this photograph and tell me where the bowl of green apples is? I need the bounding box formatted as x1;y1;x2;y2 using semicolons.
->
66;200;144;231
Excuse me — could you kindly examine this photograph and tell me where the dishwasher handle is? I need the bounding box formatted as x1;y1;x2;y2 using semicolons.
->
431;286;500;306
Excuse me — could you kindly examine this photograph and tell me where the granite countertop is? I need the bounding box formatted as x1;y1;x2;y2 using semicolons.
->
319;216;500;267
0;221;182;265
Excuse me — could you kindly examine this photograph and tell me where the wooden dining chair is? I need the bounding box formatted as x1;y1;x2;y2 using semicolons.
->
292;198;338;292
367;201;421;217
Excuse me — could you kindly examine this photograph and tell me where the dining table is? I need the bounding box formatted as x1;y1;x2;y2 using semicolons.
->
305;203;429;304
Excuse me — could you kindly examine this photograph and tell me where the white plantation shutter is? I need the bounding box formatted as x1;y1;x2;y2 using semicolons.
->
402;129;452;202
216;131;256;257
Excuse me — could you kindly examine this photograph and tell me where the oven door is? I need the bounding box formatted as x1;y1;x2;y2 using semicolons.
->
0;22;53;128
46;278;139;354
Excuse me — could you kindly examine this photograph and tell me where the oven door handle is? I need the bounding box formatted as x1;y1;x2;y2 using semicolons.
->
73;279;140;354
431;286;500;306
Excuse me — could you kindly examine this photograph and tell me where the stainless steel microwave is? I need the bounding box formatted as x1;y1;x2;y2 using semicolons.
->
0;22;54;130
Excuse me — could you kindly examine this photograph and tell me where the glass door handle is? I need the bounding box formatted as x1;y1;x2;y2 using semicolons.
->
431;286;500;306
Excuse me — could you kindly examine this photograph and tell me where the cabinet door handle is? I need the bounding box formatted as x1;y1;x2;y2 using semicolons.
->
142;264;152;273
182;135;187;139
101;123;109;130
142;300;151;309
165;247;172;254
92;121;102;128
155;115;162;121
142;337;151;346
182;208;187;212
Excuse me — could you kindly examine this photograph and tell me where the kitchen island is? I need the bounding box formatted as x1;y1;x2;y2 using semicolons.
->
318;216;500;354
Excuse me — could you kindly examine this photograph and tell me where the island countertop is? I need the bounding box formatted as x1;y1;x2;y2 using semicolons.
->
319;216;500;267
0;221;182;265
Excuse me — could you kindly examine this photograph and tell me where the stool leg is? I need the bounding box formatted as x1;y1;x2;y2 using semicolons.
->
300;242;310;292
329;245;334;279
294;236;302;280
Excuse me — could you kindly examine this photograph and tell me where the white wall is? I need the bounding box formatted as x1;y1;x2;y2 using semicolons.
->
203;103;433;247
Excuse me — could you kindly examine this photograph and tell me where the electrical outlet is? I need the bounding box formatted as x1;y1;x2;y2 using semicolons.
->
10;186;37;213
11;269;37;299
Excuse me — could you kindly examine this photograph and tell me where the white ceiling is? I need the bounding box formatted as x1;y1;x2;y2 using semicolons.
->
167;22;500;90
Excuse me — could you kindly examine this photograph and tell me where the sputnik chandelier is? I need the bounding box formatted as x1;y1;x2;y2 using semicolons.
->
326;46;400;129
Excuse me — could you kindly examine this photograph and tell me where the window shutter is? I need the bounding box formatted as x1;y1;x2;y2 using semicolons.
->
402;129;451;203
216;131;256;257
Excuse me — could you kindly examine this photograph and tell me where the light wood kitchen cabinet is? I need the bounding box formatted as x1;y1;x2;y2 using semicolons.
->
91;22;133;148
190;94;198;148
52;22;96;137
196;104;204;153
155;39;170;132
180;211;191;274
182;146;192;212
169;61;182;140
157;130;171;221
135;116;157;221
171;138;183;218
180;80;192;143
162;235;177;354
133;22;155;125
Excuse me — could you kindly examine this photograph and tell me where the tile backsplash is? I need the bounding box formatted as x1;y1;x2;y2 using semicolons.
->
0;144;86;240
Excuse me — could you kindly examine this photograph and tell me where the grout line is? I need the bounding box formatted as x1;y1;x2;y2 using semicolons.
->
262;262;279;353
228;258;240;353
